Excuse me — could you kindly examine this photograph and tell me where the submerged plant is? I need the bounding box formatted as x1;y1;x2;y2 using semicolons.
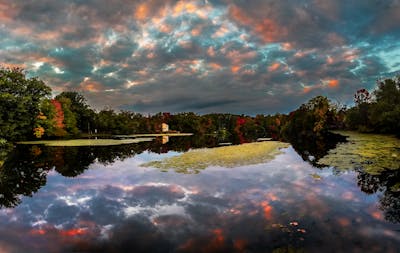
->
142;141;289;173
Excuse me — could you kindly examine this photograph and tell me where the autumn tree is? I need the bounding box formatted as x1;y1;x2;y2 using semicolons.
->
56;97;79;136
281;96;336;139
55;91;95;133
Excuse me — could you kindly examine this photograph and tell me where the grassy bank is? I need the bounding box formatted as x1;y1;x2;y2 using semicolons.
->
17;138;154;146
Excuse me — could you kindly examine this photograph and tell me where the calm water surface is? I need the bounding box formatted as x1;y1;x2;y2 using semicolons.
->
0;136;399;253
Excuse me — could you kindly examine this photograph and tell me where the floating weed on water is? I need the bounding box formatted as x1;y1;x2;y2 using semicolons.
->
141;141;289;173
269;221;307;249
390;182;400;192
317;131;400;175
271;222;306;233
309;173;322;180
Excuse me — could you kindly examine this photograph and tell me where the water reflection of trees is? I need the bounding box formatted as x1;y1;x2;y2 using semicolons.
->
356;168;400;223
288;132;346;166
286;133;400;224
2;134;399;224
0;136;219;209
0;145;49;208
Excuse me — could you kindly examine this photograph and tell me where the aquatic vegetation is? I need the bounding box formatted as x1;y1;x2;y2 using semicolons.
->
317;131;400;175
17;138;154;146
391;183;400;192
310;173;322;180
142;141;289;173
0;143;13;169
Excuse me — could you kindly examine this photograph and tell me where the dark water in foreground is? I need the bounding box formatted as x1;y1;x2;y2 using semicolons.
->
0;136;399;253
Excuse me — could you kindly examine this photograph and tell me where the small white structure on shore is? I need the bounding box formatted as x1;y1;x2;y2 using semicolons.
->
162;123;169;132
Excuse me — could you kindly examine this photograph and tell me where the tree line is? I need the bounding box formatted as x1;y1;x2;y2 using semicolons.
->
1;67;399;143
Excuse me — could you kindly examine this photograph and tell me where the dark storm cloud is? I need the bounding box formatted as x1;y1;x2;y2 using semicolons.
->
0;0;399;114
102;38;138;62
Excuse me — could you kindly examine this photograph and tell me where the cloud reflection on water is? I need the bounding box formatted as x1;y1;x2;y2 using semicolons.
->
0;146;399;252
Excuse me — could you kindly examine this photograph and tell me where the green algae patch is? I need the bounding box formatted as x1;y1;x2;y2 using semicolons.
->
391;182;400;192
317;131;400;175
17;138;154;147
310;173;322;180
142;141;289;174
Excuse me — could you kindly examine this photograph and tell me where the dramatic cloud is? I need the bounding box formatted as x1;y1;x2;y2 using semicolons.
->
1;0;399;114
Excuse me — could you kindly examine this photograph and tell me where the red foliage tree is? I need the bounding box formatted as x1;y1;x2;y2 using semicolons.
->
51;99;65;129
235;117;247;144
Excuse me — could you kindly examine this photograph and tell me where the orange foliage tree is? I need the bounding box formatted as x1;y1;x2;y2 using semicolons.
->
50;99;67;137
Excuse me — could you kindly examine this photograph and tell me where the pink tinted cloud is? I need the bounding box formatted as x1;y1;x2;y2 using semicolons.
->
208;62;223;71
268;62;281;72
302;79;340;93
80;78;104;92
231;65;240;74
0;2;19;22
312;0;339;21
326;32;345;46
328;79;339;88
281;42;293;51
229;5;286;43
135;3;150;21
226;50;257;66
343;49;359;62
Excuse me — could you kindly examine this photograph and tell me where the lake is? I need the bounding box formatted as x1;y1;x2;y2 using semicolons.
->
0;133;399;253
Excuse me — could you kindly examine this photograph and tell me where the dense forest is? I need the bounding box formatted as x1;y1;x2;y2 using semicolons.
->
1;67;399;145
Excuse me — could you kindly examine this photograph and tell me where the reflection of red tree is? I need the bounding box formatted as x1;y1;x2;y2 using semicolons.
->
51;99;65;129
233;239;247;251
178;228;227;252
207;229;226;252
53;147;65;169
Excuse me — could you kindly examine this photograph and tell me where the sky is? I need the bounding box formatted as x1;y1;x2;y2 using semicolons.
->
0;0;399;115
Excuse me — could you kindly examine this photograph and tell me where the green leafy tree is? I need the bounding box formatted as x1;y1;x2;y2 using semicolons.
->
369;78;400;134
282;96;335;139
345;77;400;135
55;91;96;133
0;67;51;141
345;89;373;132
95;109;119;134
56;97;79;136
